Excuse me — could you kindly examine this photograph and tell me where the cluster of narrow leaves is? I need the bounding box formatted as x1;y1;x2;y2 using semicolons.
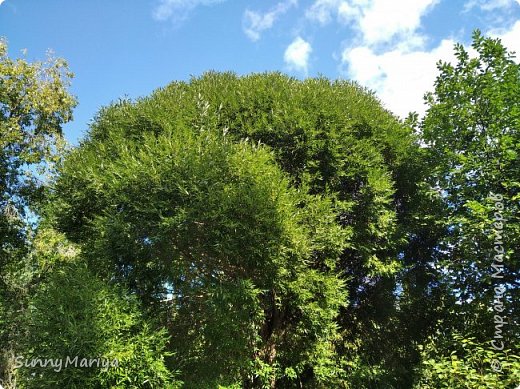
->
46;67;418;386
50;122;348;387
20;260;176;388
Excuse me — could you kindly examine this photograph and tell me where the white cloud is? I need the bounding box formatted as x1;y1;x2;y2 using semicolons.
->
152;0;225;23
464;0;519;12
0;0;6;5
337;1;361;22
305;0;365;25
306;0;439;45
243;0;297;41
306;0;519;120
284;37;312;74
342;39;457;117
357;0;438;45
323;0;445;117
305;0;342;24
489;20;520;55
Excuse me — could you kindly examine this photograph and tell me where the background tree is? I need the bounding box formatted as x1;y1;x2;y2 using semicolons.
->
17;229;177;389
0;38;75;387
410;30;520;387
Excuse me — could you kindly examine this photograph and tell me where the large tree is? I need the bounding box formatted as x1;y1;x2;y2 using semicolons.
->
421;30;519;340
50;123;348;387
48;72;422;386
412;31;520;388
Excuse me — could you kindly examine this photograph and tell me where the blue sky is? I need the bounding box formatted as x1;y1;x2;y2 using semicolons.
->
1;0;519;144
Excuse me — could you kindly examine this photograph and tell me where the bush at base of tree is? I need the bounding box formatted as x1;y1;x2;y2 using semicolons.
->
414;332;520;388
17;256;179;388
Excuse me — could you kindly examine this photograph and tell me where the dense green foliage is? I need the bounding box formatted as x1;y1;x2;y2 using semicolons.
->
0;39;76;387
412;31;520;387
415;333;519;388
20;259;176;388
48;69;420;386
1;31;518;388
421;31;519;322
50;123;348;387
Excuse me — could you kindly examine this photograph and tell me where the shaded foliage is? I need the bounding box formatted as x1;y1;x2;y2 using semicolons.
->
51;127;348;386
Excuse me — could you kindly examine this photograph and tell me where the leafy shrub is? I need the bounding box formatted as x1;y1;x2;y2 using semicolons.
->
415;332;520;388
17;261;179;388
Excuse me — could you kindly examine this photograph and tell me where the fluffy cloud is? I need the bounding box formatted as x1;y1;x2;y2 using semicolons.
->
305;0;343;24
342;39;457;117
306;0;519;118
284;37;312;74
342;19;520;118
243;0;297;41
307;0;438;45
356;0;438;45
152;0;225;23
490;20;520;55
329;0;444;117
464;0;519;12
